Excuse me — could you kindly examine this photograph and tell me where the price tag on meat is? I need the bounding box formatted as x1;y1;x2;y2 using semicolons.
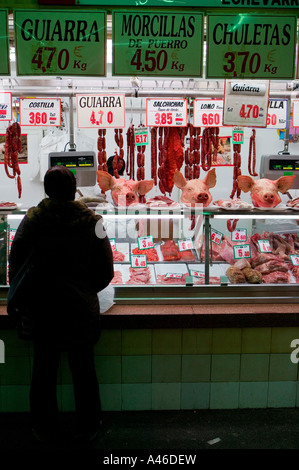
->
290;255;299;266
112;11;203;77
146;99;187;127
14;10;107;76
193;100;223;127
0;92;12;121
267;99;288;129
257;239;272;253
19;98;61;126
223;79;270;128
76;94;125;128
131;254;147;268
206;14;297;80
233;244;251;259
231;229;247;243
135;127;149;146
165;273;183;279
178;238;194;251
137;236;154;250
190;270;205;279
110;239;117;252
211;229;223;245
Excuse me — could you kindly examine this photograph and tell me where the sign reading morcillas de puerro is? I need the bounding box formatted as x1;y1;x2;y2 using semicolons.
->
0;10;9;75
14;9;106;76
206;14;297;79
112;11;204;77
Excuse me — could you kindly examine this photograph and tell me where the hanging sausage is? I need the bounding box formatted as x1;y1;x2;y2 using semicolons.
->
97;129;107;172
126;122;135;180
248;129;258;177
113;129;124;178
4;122;22;198
227;143;242;232
150;127;158;186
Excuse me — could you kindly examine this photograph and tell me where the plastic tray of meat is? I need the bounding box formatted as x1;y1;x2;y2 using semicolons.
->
188;263;222;285
111;264;156;285
154;263;189;285
112;243;129;262
131;243;161;262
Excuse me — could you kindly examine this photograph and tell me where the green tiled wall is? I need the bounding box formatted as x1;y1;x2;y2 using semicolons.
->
1;327;299;411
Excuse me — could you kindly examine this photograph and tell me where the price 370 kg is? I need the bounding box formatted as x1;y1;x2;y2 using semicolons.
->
224;51;277;76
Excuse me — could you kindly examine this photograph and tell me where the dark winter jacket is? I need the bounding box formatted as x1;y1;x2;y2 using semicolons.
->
9;198;114;347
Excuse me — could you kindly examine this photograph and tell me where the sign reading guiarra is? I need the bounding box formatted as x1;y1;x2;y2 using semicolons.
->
113;10;204;77
207;14;297;80
14;9;106;76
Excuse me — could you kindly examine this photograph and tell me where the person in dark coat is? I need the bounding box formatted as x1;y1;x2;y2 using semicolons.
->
9;165;114;442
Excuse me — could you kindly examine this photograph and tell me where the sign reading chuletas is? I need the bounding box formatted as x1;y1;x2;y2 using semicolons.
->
14;9;106;76
206;14;297;79
0;10;10;75
113;11;204;77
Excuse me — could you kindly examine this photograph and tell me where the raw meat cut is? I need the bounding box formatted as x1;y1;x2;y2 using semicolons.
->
262;271;291;284
156;273;188;285
254;260;289;275
113;250;125;262
161;240;181;261
127;267;151;284
132;247;159;262
145;196;180;208
111;271;123;284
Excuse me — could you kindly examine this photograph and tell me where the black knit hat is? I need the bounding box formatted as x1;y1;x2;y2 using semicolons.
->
44;165;77;201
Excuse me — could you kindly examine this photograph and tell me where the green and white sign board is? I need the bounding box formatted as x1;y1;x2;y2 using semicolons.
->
112;11;204;77
206;14;297;79
14;9;106;76
0;10;10;75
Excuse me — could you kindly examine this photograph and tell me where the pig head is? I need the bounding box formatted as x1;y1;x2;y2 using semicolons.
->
173;168;216;206
237;175;295;208
97;171;154;206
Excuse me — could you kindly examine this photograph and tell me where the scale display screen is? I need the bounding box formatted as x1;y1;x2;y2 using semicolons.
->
50;155;94;168
269;159;299;171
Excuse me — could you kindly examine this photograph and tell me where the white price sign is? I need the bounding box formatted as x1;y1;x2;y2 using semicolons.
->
292;100;299;128
257;239;272;253
76;94;125;128
130;254;147;268
231;229;247;243
193;99;223;127
267;99;287;129
233;244;251;259
20;98;61;126
211;229;223;245
110;239;116;252
165;273;183;279
190;270;205;279
290;254;299;266
178;238;194;251
0;92;12;121
223;80;270;128
146;98;187;127
137;236;154;250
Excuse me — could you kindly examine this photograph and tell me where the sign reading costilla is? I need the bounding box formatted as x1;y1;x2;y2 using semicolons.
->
206;14;297;79
223;79;270;128
20;98;61;126
112;10;204;77
76;94;126;128
14;9;106;76
0;10;10;75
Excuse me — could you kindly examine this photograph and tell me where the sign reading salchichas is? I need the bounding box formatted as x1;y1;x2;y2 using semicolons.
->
0;10;10;75
14;9;106;76
113;11;204;77
207;14;297;80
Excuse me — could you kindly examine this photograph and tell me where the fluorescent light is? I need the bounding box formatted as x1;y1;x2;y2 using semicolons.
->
214;214;299;220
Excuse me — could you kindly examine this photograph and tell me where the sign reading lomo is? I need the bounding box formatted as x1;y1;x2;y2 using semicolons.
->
14;9;106;76
113;11;204;77
19;98;61;126
76;94;126;128
146;99;187;127
206;14;297;79
223;80;270;128
193;100;223;127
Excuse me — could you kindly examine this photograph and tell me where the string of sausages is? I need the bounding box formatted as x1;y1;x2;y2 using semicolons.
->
136;124;146;202
126;123;135;180
113;129;124;178
248;129;258;176
157;127;169;195
184;124;201;180
201;127;219;172
97;129;107;172
4;122;22;198
227;143;242;232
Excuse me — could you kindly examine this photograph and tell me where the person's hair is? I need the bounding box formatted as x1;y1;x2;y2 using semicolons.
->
44;166;77;201
107;155;125;176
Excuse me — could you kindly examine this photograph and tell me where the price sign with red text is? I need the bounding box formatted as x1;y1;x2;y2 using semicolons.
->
233;244;251;260
0;92;12;121
267;99;287;129
232;127;244;145
257;239;272;253
130;254;147;268
206;14;296;80
135;127;149;146
137;236;154;250
165;273;183;279
223;80;270;128
190;270;205;279
193;100;223;127
19;98;61;126
113;11;203;77
231;228;247;243
290;255;299;266
178;238;194;252
146;99;187;127
14;10;106;76
76;94;125;128
110;239;116;252
211;229;223;245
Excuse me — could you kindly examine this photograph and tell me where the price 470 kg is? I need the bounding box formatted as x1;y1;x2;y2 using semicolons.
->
32;47;87;72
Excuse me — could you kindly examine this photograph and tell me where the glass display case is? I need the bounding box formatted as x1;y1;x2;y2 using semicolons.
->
1;205;299;305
